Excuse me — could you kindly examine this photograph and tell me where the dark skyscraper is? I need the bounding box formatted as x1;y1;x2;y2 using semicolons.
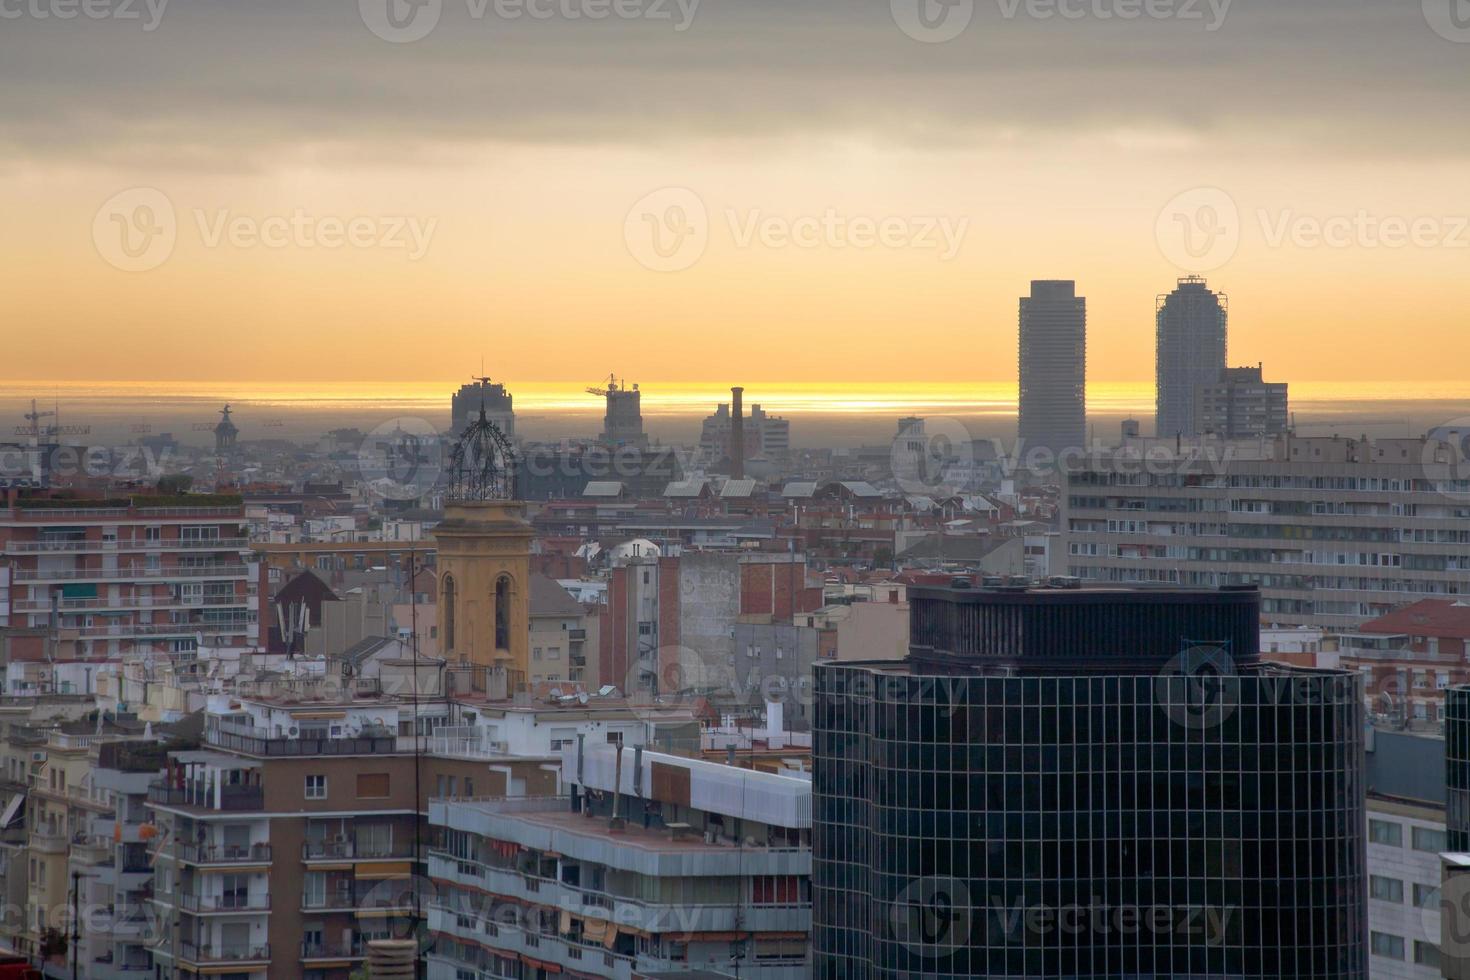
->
1018;280;1086;460
1156;275;1228;439
813;585;1367;980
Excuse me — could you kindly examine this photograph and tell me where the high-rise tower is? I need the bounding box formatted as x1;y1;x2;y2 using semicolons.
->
1156;275;1228;439
1018;280;1086;461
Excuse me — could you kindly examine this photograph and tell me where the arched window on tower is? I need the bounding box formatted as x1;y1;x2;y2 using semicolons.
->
495;575;511;651
442;575;456;652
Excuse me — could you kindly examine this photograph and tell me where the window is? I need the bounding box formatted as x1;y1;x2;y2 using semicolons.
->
1414;883;1439;908
1413;826;1448;853
305;775;327;800
1369;875;1403;903
494;576;511;650
1369;819;1402;846
442;575;455;652
1370;931;1405;960
1415;941;1442;968
356;773;390;798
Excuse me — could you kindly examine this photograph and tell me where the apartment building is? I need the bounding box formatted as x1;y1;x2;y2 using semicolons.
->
426;742;811;979
0;491;262;666
1341;598;1470;724
144;683;699;980
1364;727;1446;979
1063;435;1470;628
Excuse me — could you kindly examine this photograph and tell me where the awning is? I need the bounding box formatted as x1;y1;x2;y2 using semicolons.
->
293;711;347;720
355;862;412;880
198;865;270;875
520;955;562;974
0;793;24;830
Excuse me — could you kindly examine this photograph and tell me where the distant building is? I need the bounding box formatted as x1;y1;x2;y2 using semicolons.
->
1018;280;1086;460
1155;275;1227;438
450;377;515;440
590;375;646;448
214;403;239;452
1196;364;1289;439
701;400;791;465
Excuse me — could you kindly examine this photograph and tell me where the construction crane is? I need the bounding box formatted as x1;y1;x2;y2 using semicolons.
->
13;399;89;439
586;373;638;397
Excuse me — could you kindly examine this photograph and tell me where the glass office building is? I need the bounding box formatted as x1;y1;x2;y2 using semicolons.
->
813;585;1367;979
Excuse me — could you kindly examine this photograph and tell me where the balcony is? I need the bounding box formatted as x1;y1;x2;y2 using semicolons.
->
30;828;67;854
301;882;416;912
303;839;414;861
301;938;368;961
178;941;270;965
13;594;250;613
147;782;264;812
4;538;249;554
72;621;252;640
13;564;251;583
206;725;400;758
177;892;271;914
174;843;272;865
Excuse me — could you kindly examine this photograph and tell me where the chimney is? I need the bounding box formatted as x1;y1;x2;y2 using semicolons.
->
730;386;745;480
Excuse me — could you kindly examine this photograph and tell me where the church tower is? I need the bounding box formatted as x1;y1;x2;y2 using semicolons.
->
432;406;531;689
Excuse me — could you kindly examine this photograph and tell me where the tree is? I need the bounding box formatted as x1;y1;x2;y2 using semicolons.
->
155;474;194;495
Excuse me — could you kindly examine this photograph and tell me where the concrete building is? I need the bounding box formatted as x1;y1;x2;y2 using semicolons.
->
1363;726;1445;979
0;491;263;667
451;378;515;440
591;376;647;449
1155;275;1227;439
1018;279;1086;462
1062;435;1470;628
701;401;791;467
1340;598;1470;725
529;574;590;688
1196;364;1289;439
426;742;811;979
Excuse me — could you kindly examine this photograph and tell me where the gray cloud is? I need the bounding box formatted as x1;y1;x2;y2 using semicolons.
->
1;0;1467;168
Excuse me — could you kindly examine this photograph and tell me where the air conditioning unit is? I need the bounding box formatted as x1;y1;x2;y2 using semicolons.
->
30;752;45;763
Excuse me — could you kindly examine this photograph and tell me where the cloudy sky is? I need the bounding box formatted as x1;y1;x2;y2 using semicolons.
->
3;0;1468;385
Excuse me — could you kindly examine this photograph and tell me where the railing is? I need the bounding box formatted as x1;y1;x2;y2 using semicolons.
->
147;783;264;812
73;622;252;639
303;840;414;860
301;938;368;959
4;538;249;553
175;843;272;864
14;564;251;582
177;892;270;913
207;729;399;757
13;594;248;612
179;941;270;963
302;884;415;911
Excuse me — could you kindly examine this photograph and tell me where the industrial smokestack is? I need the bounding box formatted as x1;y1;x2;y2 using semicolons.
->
730;386;745;480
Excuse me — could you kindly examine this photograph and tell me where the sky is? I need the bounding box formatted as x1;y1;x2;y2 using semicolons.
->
2;0;1468;386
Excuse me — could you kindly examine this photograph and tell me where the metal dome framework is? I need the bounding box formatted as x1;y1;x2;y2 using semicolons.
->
448;406;517;500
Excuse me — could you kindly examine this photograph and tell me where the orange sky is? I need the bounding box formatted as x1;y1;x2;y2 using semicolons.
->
4;5;1468;385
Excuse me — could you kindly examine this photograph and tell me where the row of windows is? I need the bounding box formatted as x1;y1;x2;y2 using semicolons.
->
1368;873;1438;908
1369;930;1440;966
303;772;390;800
1367;818;1446;852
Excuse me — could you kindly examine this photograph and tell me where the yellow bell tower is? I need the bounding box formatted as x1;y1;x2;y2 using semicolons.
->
432;402;531;685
